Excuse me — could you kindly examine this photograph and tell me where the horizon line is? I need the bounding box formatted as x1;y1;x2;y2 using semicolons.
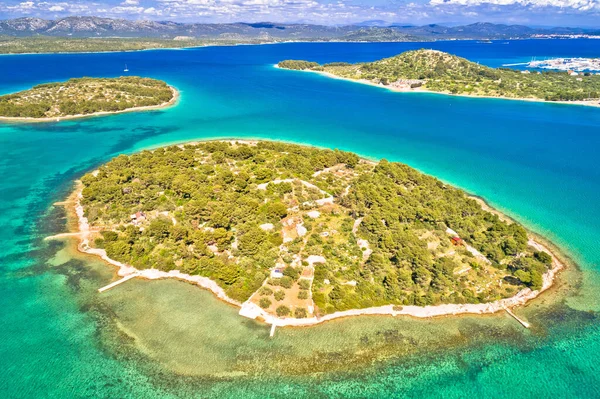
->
1;16;600;30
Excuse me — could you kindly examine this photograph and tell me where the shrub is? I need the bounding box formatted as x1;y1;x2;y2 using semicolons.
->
268;278;281;287
282;254;294;264
534;251;552;266
294;307;307;318
259;297;272;309
298;279;311;290
274;290;285;301
101;231;119;242
283;266;301;279
298;290;308;300
238;227;267;256
265;201;288;220
259;286;273;296
276;305;291;317
279;276;294;289
530;271;543;290
514;270;531;284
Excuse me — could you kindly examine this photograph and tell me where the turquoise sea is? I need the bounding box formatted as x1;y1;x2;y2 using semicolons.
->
1;39;600;398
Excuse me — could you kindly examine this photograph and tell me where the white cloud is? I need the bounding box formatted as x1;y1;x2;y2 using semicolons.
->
110;5;145;13
142;6;163;14
7;1;36;11
0;0;598;25
430;0;600;11
4;1;93;14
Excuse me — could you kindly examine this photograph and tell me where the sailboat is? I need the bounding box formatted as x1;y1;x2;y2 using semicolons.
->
124;64;129;72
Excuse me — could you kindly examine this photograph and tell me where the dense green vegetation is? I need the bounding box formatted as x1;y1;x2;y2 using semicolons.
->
0;76;174;118
278;49;600;102
80;141;552;314
278;60;320;70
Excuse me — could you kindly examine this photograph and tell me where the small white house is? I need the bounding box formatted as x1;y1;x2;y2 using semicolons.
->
130;211;146;225
296;224;307;237
270;269;284;279
306;210;321;219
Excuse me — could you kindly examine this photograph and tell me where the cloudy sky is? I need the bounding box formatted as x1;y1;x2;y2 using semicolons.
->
1;0;599;27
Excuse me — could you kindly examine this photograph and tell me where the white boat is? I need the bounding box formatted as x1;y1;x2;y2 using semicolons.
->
124;64;129;72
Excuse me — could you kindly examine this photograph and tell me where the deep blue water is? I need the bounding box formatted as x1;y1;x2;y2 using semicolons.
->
1;39;600;398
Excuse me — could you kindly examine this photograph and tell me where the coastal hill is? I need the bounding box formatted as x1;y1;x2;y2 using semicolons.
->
278;49;600;102
79;141;553;319
0;76;175;119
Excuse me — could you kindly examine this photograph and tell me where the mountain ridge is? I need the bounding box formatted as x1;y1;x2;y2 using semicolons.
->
1;17;598;40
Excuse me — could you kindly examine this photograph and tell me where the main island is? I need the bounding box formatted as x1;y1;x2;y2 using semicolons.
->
0;76;177;121
278;49;600;105
65;140;563;328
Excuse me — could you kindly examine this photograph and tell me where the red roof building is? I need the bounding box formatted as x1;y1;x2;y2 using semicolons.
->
451;236;463;245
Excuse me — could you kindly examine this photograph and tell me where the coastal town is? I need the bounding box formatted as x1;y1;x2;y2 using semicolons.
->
531;33;600;40
526;57;600;72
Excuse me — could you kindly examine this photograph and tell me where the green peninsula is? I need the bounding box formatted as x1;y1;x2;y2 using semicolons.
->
79;141;554;318
278;49;600;103
0;76;175;120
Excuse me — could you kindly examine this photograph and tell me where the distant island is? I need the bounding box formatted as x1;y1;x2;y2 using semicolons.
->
0;36;209;54
1;18;600;54
62;140;563;326
0;76;176;121
278;49;600;105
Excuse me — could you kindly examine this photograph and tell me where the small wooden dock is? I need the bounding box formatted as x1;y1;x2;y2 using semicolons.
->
98;273;139;293
504;306;530;329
